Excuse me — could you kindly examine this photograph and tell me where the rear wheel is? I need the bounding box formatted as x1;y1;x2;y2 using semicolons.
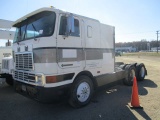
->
123;65;136;86
68;75;94;108
136;63;146;81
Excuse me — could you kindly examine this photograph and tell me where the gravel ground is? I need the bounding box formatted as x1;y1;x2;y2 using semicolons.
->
0;55;159;120
116;55;160;120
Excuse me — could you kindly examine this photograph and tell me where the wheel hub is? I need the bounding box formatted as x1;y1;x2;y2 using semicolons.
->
140;67;145;77
77;82;90;102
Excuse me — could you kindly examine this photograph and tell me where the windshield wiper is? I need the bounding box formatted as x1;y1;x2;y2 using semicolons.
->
32;23;37;32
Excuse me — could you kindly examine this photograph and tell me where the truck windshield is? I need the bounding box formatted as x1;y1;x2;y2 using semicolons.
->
13;11;56;43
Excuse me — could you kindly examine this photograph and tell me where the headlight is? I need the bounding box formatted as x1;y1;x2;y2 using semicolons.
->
35;75;43;84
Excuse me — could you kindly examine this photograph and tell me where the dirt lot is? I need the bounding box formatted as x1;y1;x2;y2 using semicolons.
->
0;55;160;120
116;55;160;120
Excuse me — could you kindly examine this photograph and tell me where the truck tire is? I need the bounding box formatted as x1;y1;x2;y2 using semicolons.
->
136;63;146;81
123;65;136;86
5;76;13;86
68;75;94;108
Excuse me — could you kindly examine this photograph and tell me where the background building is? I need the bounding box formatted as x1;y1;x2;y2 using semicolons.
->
151;47;160;51
115;46;136;52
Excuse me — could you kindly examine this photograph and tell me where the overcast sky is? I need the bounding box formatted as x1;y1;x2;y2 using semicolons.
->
0;0;160;46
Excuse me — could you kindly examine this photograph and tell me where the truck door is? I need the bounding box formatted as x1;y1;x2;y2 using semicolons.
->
56;14;85;70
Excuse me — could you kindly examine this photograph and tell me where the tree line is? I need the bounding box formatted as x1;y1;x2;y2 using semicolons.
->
115;40;159;51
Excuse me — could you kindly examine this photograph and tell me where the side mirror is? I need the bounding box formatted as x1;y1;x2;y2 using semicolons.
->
67;14;74;35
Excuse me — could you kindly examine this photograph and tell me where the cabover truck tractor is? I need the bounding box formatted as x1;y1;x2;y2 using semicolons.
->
12;7;147;108
0;56;14;85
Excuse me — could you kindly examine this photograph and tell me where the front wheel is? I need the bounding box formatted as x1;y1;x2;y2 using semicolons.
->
68;75;94;108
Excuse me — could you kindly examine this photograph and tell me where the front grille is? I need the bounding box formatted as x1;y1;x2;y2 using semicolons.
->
15;53;33;70
14;70;36;83
2;60;9;69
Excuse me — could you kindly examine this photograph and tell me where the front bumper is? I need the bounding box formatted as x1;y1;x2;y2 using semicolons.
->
14;81;71;103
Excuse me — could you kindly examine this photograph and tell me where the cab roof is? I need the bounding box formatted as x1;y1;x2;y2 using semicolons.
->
12;7;99;27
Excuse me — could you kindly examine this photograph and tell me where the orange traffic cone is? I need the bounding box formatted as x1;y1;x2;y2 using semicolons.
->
129;76;143;109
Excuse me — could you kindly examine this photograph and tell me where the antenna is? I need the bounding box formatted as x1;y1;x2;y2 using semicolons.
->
156;31;160;53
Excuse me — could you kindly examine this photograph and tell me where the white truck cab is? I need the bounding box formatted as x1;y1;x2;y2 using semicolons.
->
0;56;14;85
12;7;147;107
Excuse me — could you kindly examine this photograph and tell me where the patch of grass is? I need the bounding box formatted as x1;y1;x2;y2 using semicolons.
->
122;52;160;57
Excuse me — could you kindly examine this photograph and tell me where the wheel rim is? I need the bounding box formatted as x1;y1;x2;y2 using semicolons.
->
129;69;135;82
77;82;90;102
140;67;145;78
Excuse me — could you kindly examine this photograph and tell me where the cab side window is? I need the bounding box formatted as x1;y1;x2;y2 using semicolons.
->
59;16;80;37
